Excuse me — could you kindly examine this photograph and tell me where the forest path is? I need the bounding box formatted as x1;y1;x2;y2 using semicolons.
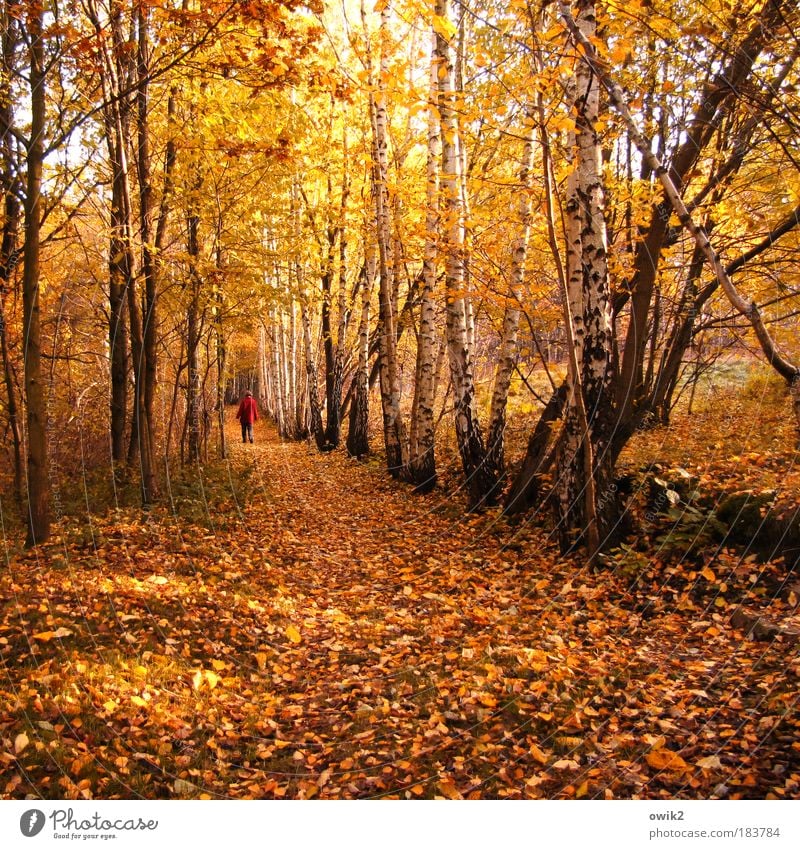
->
1;420;797;799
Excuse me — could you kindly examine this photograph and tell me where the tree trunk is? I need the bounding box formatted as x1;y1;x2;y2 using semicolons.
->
409;46;440;492
363;0;407;476
434;0;497;509
326;133;350;449
186;183;202;464
214;236;227;458
554;0;616;555
0;13;22;505
301;295;325;450
347;246;376;458
89;0;134;467
487;109;535;478
135;1;158;501
22;1;49;545
0;280;22;507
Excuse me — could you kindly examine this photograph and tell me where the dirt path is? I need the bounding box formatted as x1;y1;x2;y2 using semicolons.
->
1;422;798;799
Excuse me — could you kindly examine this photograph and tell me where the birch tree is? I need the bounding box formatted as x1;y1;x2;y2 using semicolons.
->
434;0;497;508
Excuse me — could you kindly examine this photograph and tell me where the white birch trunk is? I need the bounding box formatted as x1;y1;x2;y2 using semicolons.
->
555;0;615;555
347;243;376;457
409;42;441;491
269;306;285;437
363;0;407;475
487;109;535;477
434;0;497;507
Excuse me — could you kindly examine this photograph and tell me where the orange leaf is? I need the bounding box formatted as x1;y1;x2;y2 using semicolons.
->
32;631;56;642
646;750;689;771
437;778;462;800
529;744;549;765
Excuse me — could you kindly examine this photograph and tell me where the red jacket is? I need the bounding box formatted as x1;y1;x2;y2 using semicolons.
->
236;395;258;425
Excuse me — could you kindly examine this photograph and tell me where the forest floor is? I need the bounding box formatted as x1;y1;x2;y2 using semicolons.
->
1;389;800;799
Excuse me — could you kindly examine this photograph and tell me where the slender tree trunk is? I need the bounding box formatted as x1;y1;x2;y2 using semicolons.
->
278;307;293;435
258;322;271;417
487;108;535;478
186;179;202;464
347;246;376;458
409;46;440;492
0;286;22;506
135;1;158;501
301;296;325;450
214;239;227;458
363;0;407;476
455;12;475;353
89;0;133;466
270;306;286;436
550;0;617;556
22;1;49;545
0;13;22;504
327;131;351;449
289;296;304;438
434;0;497;508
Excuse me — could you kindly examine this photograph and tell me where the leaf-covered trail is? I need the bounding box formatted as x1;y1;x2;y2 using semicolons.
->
1;422;798;799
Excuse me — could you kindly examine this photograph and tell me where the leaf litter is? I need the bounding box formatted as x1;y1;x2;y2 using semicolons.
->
0;424;798;800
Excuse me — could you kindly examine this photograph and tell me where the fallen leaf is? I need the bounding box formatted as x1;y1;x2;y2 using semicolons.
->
646;750;689;771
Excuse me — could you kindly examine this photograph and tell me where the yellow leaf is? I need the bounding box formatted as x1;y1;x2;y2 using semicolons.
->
131;695;147;708
646;750;688;771
14;733;29;754
285;625;302;644
255;652;267;671
211;659;226;671
32;631;56;642
192;670;203;691
103;699;117;714
576;780;589;798
529;743;549;765
701;566;716;581
432;14;457;41
204;670;220;690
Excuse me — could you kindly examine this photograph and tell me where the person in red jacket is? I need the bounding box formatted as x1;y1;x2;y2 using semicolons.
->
236;390;258;444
